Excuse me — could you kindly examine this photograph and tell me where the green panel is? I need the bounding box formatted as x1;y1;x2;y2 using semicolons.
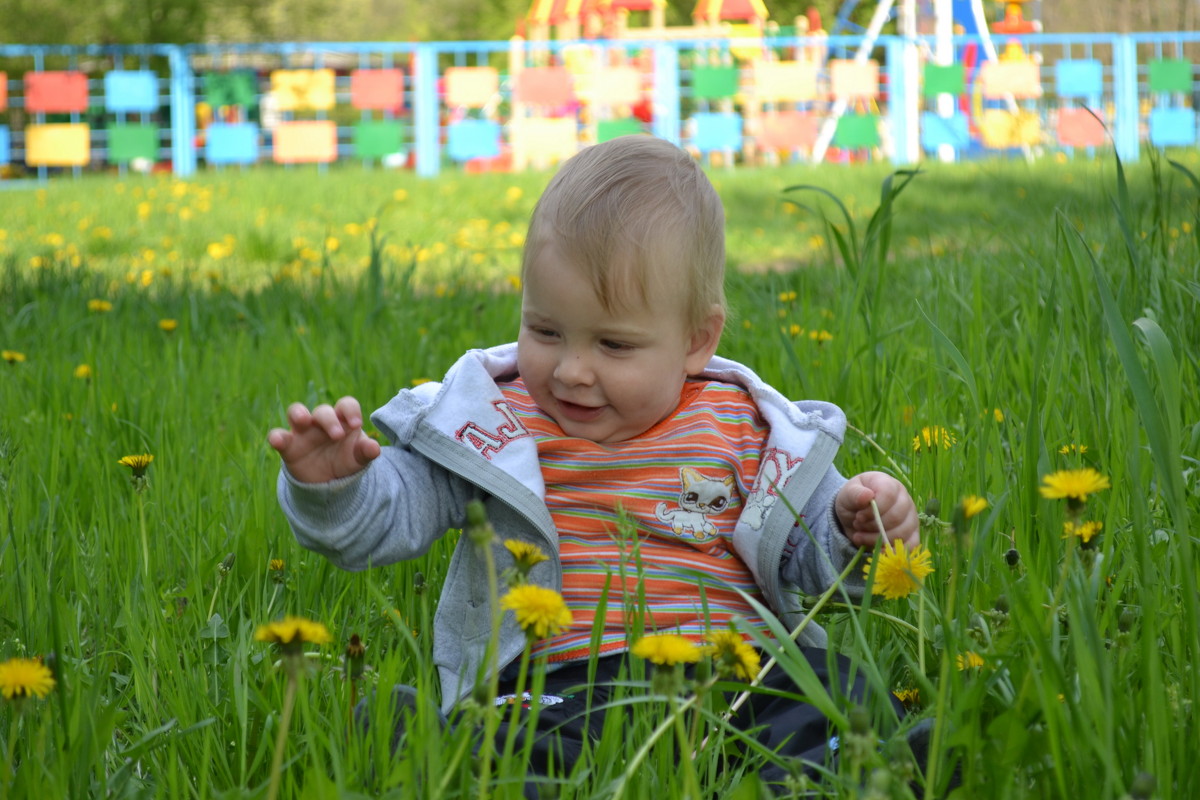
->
108;124;158;163
596;118;644;143
1148;59;1193;93
923;63;965;96
833;113;880;148
353;121;404;158
692;66;740;100
205;71;258;109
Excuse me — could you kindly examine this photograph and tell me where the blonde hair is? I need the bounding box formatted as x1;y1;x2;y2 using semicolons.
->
522;135;726;333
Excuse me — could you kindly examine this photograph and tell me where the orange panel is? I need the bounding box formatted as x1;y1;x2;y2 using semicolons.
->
271;69;336;111
273;120;338;163
754;61;818;102
979;61;1042;99
25;71;89;114
757;110;819;150
1057;108;1107;148
350;69;404;111
0;73;6;111
830;59;879;101
26;123;90;166
445;67;499;108
514;67;574;106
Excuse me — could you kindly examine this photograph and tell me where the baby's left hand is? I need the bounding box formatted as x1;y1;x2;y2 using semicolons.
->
835;471;919;550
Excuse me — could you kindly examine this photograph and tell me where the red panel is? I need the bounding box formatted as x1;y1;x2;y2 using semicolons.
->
514;67;573;106
1057;107;1107;148
350;69;405;111
25;71;89;114
758;110;820;150
0;73;7;111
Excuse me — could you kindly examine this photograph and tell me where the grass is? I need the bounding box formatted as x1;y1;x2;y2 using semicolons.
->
0;148;1197;799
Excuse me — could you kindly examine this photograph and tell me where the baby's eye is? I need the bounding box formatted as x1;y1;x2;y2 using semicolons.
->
529;326;559;339
600;339;633;352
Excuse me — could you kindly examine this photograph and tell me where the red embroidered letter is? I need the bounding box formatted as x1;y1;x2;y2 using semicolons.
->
455;401;531;460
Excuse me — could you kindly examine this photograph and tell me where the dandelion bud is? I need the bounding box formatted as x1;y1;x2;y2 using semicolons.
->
923;497;941;518
848;705;872;735
465;499;496;547
1129;772;1156;800
413;572;427;595
218;553;235;576
1118;608;1136;633
1004;548;1020;567
344;634;366;681
993;594;1009;614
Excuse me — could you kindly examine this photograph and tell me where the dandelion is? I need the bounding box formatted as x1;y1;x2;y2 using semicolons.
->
269;558;286;584
393;188;408;202
808;329;833;344
158;319;178;333
118;453;154;479
912;426;956;452
1039;468;1110;503
500;584;572;640
893;687;920;711
255;615;332;656
503;539;549;585
1063;520;1103;545
704;630;760;681
2;350;26;364
863;540;934;600
74;364;92;380
87;299;113;312
956;651;985;670
961;495;988;519
1058;443;1088;455
632;633;703;667
505;186;523;203
0;657;55;701
778;290;797;303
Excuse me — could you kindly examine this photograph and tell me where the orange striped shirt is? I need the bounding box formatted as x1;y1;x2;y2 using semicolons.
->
498;377;770;662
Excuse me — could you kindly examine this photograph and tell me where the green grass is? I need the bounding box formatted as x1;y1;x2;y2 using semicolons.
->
0;150;1197;799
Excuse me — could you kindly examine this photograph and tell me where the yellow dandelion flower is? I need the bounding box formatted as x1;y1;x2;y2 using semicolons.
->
504;539;549;573
500;585;572;640
268;558;285;572
505;186;523;202
704;630;760;681
1039;469;1110;502
74;364;92;380
159;319;178;332
393;188;408;202
2;350;27;364
1058;443;1088;455
631;633;702;666
893;687;920;710
1062;520;1103;544
255;615;332;647
118;453;154;477
863;540;934;600
961;495;988;519
87;299;113;312
808;329;833;344
956;651;985;670
912;426;957;452
0;657;56;700
777;290;797;303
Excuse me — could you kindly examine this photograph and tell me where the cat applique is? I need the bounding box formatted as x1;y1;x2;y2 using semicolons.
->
655;467;735;539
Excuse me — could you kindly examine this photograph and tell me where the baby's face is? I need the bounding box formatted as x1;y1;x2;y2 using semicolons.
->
517;242;711;443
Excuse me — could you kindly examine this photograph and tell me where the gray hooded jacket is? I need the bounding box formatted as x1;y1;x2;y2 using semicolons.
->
278;343;866;714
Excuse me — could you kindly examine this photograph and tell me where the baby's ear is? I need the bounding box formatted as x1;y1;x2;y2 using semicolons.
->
685;306;725;374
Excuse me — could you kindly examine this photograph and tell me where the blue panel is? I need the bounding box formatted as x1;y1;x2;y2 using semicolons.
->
1149;108;1197;147
1055;60;1103;99
692;112;742;153
105;70;159;113
446;119;500;162
920;111;970;152
0;126;9;165
205;122;259;165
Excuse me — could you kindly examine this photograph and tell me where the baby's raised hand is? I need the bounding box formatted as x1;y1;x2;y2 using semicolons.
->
267;396;381;484
835;471;919;550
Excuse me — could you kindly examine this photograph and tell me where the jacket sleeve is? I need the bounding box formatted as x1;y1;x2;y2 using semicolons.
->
277;444;475;571
779;464;867;599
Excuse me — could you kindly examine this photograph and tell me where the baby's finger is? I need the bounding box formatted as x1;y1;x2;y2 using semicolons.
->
267;428;292;453
285;402;314;431
334;396;364;429
310;404;346;438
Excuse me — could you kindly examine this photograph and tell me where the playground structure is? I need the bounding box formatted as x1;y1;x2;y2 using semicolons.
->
0;2;1197;180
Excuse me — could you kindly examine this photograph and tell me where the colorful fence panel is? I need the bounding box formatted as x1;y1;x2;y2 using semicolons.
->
0;33;1197;180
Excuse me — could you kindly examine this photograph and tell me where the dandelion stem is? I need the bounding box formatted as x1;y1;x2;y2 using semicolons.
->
476;539;501;800
612;692;702;800
266;672;298;800
870;499;891;546
136;491;149;578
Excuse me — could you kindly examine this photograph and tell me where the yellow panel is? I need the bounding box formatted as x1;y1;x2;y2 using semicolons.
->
979;61;1042;99
979;109;1041;148
584;66;641;105
561;45;597;75
511;117;578;166
728;24;764;62
271;69;336;111
830;59;879;100
26;123;90;167
754;60;818;102
273;120;338;163
445;67;500;108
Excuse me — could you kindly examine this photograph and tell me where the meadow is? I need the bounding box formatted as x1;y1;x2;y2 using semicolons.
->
0;149;1197;799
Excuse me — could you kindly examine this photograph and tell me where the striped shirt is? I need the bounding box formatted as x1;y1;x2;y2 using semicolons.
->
498;377;770;663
